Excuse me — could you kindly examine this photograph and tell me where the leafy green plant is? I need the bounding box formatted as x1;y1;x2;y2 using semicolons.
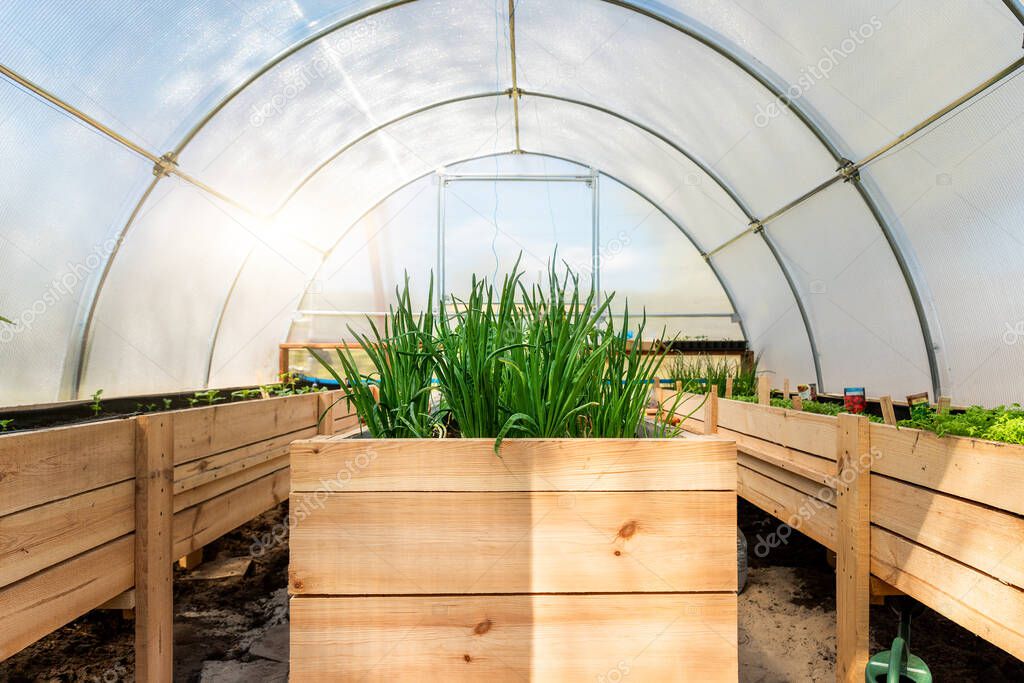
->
0;419;13;432
193;390;225;406
163;398;173;410
669;353;759;397
311;275;438;439
89;389;103;416
231;388;262;401
899;403;1024;444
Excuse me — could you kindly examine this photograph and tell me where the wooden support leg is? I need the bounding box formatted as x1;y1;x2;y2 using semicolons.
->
177;548;203;570
836;413;871;682
135;415;174;683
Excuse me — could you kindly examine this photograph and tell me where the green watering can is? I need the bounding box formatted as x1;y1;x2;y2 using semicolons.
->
865;598;932;683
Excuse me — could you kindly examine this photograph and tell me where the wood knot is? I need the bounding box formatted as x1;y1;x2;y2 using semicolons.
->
291;579;304;591
473;619;492;635
614;550;622;556
617;520;639;539
463;654;472;663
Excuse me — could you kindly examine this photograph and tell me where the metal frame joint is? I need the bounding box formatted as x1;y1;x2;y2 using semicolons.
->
152;152;179;178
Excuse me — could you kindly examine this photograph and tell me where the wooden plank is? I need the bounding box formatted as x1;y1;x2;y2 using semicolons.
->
178;548;203;570
0;480;134;588
725;376;733;399
289;593;738;682
718;399;838;460
737;465;836;550
173;426;315;492
871;527;1024;660
290;438;736;493
724;426;835;487
835;414;870;683
879;395;897;425
869;422;1024;515
290;491;736;595
703;388;719;435
871;475;1024;590
937;395;952;415
173;467;290;560
173;393;318;465
0;419;134;516
0;535;134;660
738;452;831;502
173;453;288;512
98;588;136;610
134;414;174;683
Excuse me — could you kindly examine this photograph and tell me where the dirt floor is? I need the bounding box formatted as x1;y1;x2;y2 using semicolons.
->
2;499;1022;682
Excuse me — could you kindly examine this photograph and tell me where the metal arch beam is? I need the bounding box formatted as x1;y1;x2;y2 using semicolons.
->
249;149;755;371
1003;0;1024;25
266;90;823;386
79;0;937;395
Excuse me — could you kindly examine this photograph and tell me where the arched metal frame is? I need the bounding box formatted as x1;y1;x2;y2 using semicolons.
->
256;150;753;381
70;0;961;397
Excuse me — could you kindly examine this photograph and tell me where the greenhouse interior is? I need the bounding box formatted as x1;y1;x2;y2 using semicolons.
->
2;1;1024;681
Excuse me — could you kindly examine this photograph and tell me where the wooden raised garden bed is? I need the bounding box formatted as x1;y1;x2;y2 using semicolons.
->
289;436;739;681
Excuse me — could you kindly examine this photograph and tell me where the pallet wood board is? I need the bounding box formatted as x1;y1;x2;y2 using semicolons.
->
173;393;318;465
869;422;1024;516
290;593;738;682
717;399;837;460
737;464;836;550
290;437;736;493
0;419;134;516
0;480;134;589
173;426;316;492
871;475;1024;591
290;491;736;595
0;535;133;660
173;453;288;513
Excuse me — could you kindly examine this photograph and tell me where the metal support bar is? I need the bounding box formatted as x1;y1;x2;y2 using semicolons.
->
507;0;522;153
591;169;601;294
296;309;737;318
443;174;594;182
1004;0;1024;25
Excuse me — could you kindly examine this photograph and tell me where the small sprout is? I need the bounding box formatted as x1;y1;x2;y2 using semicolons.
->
89;389;103;416
193;390;225;406
0;418;13;432
187;397;199;407
163;398;173;410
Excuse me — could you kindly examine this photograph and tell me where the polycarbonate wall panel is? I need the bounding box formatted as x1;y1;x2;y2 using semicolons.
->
0;0;393;151
270;96;516;252
515;0;836;216
710;237;816;388
0;79;152;406
649;0;1022;160
82;182;259;396
517;97;749;250
185;0;511;213
763;182;932;397
862;66;1024;405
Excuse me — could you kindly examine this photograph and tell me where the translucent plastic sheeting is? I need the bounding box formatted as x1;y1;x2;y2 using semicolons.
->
81;180;312;397
862;66;1024;406
183;0;511;213
650;0;1023;160
763;181;933;398
0;79;153;406
514;0;837;217
443;177;594;298
0;1;395;151
517;96;749;249
709;236;817;389
266;96;516;252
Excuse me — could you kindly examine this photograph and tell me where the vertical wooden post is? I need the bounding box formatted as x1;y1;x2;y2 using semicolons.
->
703;386;719;435
836;413;871;683
674;380;683;393
879;395;897;425
652;376;663;405
791;393;803;411
135;415;174;683
279;346;290;379
937;395;952;415
757;375;770;405
782;378;790;398
724;376;733;399
318;391;339;436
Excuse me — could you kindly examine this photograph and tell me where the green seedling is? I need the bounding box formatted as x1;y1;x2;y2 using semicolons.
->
193;390;225;406
163;398;173;410
231;388;262;401
89;389;103;416
0;419;13;432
